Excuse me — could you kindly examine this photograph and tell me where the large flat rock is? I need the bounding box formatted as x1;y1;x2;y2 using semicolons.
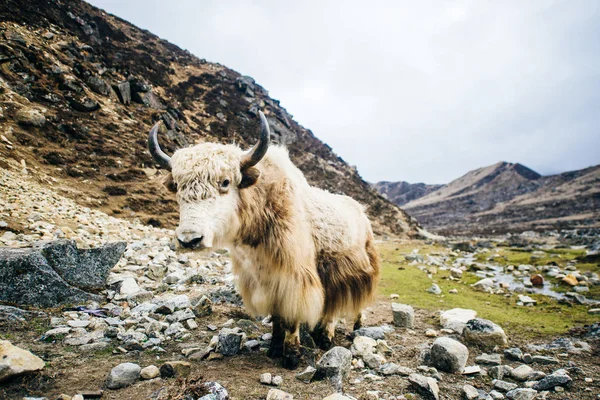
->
0;240;125;308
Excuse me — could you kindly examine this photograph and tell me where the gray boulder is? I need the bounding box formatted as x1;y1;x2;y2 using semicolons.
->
532;372;572;391
316;346;352;391
106;362;141;389
463;318;508;349
430;337;468;373
408;373;439;400
39;240;126;292
216;328;244;356
351;327;385;340
392;303;414;328
0;240;125;307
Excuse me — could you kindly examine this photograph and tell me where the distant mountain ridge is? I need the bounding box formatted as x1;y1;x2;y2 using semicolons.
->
372;181;442;206
375;162;600;235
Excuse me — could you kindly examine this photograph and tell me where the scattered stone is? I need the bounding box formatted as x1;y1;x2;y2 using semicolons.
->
427;284;442;295
350;336;377;357
322;394;352;400
140;365;159;380
430;337;468;373
105;363;141;389
200;381;229;400
531;355;558;365
391;303;414;328
494;380;518;392
530;274;544;287
505;388;537;400
408;373;440;400
271;375;283;386
390;294;399;300
504;348;523;361
440;308;477;334
296;366;316;382
192;295;213;317
351;327;385;340
379;363;414;376
449;289;458;294
488;365;513;380
510;365;534;381
16;107;46;127
216;328;244;356
475;353;502;366
562;274;578;286
425;329;438;337
266;389;293;400
589;308;600;315
532;372;572;391
473;278;494;291
114;81;131;104
316;346;352;390
0;340;45;382
450;268;463;278
462;365;481;375
517;295;536;306
260;372;272;384
463;384;479;400
159;361;191;378
463;318;508;349
68;96;100;112
363;351;386;369
489;390;505;400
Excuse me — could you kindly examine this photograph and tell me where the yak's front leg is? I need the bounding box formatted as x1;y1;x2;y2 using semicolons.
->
282;321;302;370
267;315;285;358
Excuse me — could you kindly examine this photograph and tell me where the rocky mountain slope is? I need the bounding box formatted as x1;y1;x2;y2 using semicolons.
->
391;161;600;235
0;0;419;238
373;181;443;207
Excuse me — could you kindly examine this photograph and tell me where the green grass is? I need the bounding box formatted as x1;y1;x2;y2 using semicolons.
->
378;242;599;338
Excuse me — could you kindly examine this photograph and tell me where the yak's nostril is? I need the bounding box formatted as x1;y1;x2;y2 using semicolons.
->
178;236;204;249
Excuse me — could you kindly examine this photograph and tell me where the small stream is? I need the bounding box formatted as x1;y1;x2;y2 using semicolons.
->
456;256;570;300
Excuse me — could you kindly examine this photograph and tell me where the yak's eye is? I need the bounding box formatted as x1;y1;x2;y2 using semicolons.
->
220;179;230;193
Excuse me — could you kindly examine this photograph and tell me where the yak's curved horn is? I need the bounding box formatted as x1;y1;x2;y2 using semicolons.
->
148;121;172;170
240;111;270;169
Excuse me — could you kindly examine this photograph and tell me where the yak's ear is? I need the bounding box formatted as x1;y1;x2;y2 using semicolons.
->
162;173;177;193
239;167;260;189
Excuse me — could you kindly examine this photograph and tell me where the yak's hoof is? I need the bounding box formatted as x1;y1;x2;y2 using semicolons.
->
282;347;302;370
319;336;334;351
267;344;284;358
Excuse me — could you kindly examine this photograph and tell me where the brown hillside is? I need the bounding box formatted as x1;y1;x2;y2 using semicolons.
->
0;0;419;237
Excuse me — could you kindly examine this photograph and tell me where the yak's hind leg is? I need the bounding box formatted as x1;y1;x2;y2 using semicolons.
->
312;319;336;350
267;315;284;358
282;321;302;370
353;312;364;331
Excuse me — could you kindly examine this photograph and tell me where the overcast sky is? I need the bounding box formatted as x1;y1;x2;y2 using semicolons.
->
88;0;600;184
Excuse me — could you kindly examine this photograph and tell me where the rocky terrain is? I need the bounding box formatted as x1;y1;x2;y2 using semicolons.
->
376;162;600;235
0;0;419;238
1;163;599;399
372;182;443;207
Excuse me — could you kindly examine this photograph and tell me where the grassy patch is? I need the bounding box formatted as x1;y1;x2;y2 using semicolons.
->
377;241;599;339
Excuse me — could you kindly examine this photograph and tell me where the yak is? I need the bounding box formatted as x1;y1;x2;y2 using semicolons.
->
148;111;380;368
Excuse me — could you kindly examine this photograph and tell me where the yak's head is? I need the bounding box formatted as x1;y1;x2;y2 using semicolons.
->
148;111;270;250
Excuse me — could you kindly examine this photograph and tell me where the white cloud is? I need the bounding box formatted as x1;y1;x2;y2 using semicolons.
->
89;0;600;183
